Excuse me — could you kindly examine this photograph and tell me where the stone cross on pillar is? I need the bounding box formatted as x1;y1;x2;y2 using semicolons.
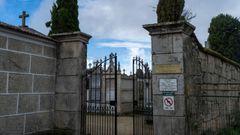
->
19;11;29;27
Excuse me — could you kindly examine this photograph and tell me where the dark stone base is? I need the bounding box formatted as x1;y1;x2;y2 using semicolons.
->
29;129;75;135
29;130;54;135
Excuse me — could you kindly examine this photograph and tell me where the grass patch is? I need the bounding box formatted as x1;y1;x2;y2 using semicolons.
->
219;127;240;135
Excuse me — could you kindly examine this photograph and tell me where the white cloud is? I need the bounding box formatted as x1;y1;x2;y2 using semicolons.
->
97;41;150;49
96;41;151;74
79;0;157;42
29;0;55;35
121;47;151;75
79;0;240;44
185;0;240;44
30;0;240;73
30;0;240;44
87;57;94;68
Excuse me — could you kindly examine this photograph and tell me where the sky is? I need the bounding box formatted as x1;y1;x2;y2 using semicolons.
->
1;0;240;74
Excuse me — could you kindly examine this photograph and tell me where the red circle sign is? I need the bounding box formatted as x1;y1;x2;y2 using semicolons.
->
164;98;173;107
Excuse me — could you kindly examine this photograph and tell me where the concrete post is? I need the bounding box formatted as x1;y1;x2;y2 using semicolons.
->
51;32;91;135
143;21;195;135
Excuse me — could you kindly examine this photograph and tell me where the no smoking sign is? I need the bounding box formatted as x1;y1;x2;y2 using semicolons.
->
163;96;175;110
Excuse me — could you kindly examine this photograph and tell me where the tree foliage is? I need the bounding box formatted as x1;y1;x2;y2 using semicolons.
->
46;0;80;35
208;14;240;63
156;0;185;23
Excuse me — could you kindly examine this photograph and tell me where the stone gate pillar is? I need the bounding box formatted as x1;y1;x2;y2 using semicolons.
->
51;32;91;135
143;21;195;135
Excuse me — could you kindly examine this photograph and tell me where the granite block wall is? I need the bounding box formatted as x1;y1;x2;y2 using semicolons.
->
184;35;240;134
144;21;193;135
144;21;240;135
120;76;133;114
52;32;91;135
184;36;240;96
0;31;56;135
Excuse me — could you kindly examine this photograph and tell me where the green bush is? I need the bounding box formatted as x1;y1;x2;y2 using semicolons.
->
208;14;240;63
219;127;240;135
156;0;185;23
46;0;80;35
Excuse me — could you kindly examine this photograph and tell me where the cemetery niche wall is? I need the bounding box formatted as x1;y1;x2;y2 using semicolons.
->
86;59;134;115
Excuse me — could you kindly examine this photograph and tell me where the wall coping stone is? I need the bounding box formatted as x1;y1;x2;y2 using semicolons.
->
191;33;240;68
0;25;57;46
144;21;240;68
143;21;195;36
51;31;92;44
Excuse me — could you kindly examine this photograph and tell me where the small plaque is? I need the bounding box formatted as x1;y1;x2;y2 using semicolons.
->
159;79;177;91
163;96;175;111
162;91;175;96
155;64;181;74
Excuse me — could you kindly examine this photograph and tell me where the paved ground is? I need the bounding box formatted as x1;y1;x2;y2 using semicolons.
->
117;116;133;135
85;115;153;135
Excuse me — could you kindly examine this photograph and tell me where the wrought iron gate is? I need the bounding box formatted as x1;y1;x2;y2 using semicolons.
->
133;57;153;135
81;53;117;135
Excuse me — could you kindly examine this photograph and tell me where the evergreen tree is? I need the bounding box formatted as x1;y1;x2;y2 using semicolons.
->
46;0;80;35
208;14;240;63
156;0;185;23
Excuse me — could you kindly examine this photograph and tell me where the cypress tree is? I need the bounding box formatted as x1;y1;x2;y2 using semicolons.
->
156;0;185;23
46;0;80;35
208;14;240;63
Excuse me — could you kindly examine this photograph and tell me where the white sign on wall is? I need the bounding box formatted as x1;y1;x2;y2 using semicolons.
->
159;79;177;91
163;96;175;111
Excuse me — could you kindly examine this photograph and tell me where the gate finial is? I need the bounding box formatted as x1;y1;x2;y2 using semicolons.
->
104;56;107;71
118;62;121;72
88;63;92;68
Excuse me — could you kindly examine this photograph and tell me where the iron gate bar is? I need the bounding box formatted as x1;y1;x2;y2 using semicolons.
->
133;56;153;135
81;53;118;135
114;53;117;135
132;57;135;135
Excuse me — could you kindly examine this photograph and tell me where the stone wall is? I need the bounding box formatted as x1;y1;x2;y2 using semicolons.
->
0;29;56;134
184;34;240;96
52;32;91;135
144;21;192;135
144;21;240;135
184;34;240;134
119;75;133;114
